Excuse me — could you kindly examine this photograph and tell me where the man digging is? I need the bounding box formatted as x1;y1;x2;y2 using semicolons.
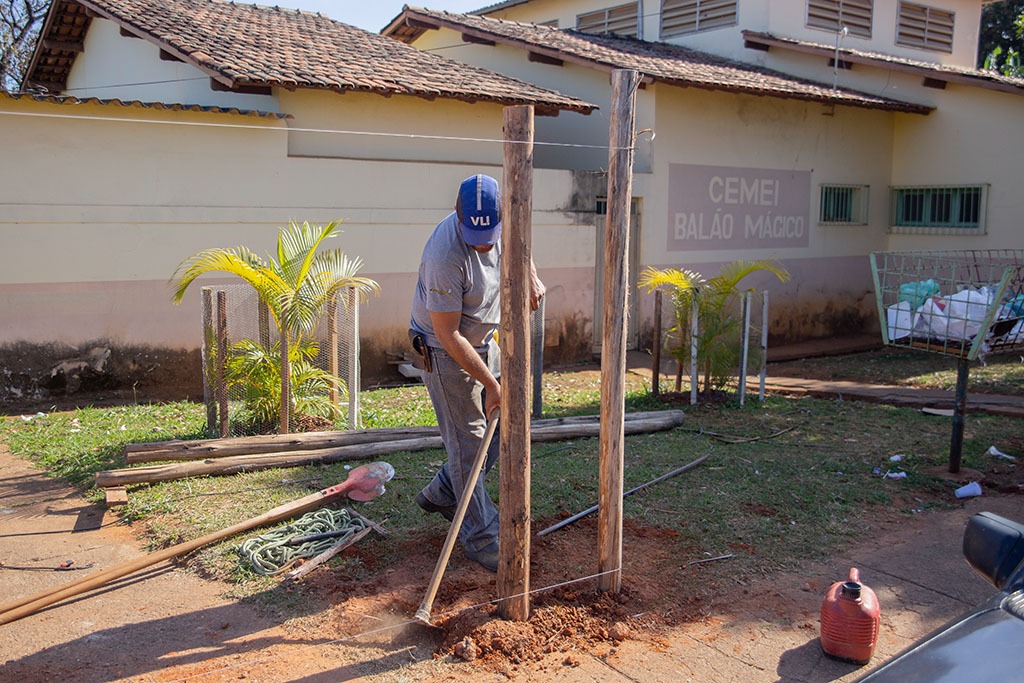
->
409;174;543;572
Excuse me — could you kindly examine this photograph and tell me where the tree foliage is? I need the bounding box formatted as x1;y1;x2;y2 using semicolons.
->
978;0;1024;74
0;0;48;92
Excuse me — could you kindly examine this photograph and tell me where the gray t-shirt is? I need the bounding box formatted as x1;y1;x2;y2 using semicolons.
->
410;212;501;351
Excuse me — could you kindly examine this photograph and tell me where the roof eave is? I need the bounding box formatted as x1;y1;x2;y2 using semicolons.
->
742;30;1024;97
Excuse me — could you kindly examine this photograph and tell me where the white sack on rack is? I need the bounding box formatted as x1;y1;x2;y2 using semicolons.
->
887;301;914;340
914;288;993;341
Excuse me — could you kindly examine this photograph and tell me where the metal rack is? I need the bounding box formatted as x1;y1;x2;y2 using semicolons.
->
870;250;1024;472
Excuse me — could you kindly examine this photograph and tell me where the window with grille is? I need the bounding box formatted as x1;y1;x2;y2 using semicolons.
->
819;184;869;224
660;0;738;38
577;2;639;37
890;185;987;233
896;1;954;53
807;0;873;38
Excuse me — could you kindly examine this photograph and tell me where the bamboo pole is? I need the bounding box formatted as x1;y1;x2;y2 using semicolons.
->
598;69;639;594
499;104;534;621
280;325;291;434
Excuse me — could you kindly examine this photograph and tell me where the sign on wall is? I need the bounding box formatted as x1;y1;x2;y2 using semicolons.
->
667;163;811;251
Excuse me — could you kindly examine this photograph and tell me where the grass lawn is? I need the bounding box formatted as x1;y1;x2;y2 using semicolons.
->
3;352;1021;606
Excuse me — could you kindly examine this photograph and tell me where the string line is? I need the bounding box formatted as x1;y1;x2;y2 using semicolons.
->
0;109;643;151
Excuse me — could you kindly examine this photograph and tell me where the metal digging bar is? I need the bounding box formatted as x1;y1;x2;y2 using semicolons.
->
869;250;1024;473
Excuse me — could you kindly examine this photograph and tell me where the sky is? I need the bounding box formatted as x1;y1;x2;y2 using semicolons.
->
275;1;488;33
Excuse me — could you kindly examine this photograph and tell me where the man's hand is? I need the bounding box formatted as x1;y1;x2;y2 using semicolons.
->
530;260;546;311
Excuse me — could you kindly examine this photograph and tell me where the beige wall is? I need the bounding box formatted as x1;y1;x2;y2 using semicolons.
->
0;95;601;390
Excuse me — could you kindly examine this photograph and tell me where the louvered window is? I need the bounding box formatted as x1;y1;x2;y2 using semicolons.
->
660;0;738;38
890;185;987;234
896;1;954;53
807;0;873;39
577;3;639;37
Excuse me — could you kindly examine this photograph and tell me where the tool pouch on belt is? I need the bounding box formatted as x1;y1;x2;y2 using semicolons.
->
408;329;432;373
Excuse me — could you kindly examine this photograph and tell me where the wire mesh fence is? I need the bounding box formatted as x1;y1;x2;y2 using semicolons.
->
200;285;361;437
870;250;1024;361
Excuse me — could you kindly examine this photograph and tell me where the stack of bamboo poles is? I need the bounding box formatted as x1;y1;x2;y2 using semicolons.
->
96;411;685;494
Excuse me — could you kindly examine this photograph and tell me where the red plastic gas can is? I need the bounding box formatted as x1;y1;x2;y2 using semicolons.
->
820;567;881;664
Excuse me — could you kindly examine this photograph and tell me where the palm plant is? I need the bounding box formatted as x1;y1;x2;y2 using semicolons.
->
226;338;342;432
639;260;790;393
171;221;380;433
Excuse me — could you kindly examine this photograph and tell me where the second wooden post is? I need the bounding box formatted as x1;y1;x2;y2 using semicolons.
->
498;105;534;621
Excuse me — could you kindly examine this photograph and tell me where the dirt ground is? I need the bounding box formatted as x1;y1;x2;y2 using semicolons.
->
3;432;1022;683
3;349;1023;682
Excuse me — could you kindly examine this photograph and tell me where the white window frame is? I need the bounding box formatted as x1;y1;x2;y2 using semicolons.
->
660;0;738;39
819;184;870;225
889;184;988;235
896;1;955;54
577;2;640;38
806;0;873;39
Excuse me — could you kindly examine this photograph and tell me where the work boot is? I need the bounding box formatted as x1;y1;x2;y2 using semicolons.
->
465;540;499;573
415;491;455;522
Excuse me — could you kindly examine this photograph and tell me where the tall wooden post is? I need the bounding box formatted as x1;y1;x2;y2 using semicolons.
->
201;287;217;435
216;290;229;438
598;69;639;594
498;104;534;621
279;327;291;435
328;293;340;408
651;290;662;397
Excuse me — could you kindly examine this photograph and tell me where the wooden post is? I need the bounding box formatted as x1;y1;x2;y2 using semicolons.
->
280;326;291;434
598;69;639;594
258;299;271;350
651;290;662;397
498;105;534;621
201;287;217;434
690;293;699;405
328;293;340;408
216;290;229;438
759;291;769;402
739;291;751;406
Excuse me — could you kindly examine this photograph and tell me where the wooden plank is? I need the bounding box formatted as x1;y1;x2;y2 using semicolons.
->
104;486;128;507
498;105;534;622
217;290;229;438
124;411;682;462
103;414;686;488
598;70;640;594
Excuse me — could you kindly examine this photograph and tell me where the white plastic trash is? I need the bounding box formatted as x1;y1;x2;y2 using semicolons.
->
954;481;983;499
886;301;913;340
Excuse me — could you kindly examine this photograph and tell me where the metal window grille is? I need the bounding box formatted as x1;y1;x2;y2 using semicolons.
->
896;1;955;53
889;185;987;234
819;184;869;224
807;0;873;38
201;284;361;437
577;2;640;37
661;0;738;38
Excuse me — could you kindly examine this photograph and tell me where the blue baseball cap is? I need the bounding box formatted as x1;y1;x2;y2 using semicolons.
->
456;174;502;246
